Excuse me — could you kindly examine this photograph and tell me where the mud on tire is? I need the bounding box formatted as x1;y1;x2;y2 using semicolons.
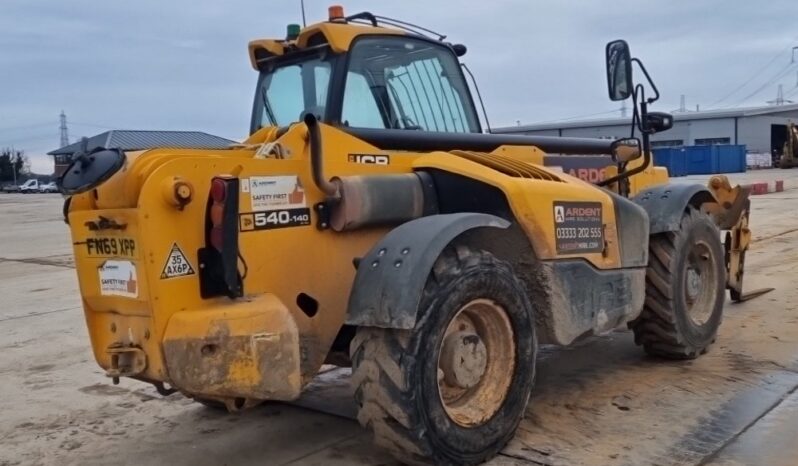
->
350;245;537;465
631;207;726;359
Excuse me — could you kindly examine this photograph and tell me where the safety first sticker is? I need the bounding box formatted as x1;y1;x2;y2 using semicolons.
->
160;243;195;279
239;175;312;232
553;201;604;254
98;260;138;298
249;176;306;212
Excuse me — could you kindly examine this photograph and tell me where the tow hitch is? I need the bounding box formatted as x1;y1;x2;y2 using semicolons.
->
105;343;147;384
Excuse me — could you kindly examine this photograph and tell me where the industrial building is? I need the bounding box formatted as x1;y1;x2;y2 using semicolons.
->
495;103;798;156
48;130;236;176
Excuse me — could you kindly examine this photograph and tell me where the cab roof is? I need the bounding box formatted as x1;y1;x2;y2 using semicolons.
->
247;20;404;71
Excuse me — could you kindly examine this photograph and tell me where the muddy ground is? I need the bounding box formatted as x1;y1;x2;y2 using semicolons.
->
1;170;797;466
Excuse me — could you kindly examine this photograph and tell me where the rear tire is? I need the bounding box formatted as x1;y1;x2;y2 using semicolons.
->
350;245;536;465
631;207;726;359
192;397;227;410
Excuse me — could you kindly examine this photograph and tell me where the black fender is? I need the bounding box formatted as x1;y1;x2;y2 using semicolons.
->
632;183;716;234
345;213;510;329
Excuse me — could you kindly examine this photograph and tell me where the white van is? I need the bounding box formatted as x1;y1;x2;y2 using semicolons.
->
19;179;39;193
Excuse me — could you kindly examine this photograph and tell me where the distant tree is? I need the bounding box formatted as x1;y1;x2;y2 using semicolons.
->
0;148;29;183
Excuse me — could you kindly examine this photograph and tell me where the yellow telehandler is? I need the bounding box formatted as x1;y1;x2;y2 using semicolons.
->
779;121;798;168
58;7;767;465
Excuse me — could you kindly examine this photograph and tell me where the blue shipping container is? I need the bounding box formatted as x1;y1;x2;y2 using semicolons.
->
685;145;716;174
652;148;688;177
715;145;747;173
654;145;747;176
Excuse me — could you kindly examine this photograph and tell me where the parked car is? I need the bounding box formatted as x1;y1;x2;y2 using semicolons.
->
38;182;58;193
1;183;20;193
19;179;39;193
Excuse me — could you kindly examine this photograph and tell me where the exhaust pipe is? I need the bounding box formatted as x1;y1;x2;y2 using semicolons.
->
304;113;340;200
303;114;438;231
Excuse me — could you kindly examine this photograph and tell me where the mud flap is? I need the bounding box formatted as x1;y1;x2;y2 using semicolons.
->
346;213;510;329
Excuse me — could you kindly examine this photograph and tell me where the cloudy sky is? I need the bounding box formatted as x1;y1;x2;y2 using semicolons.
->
2;0;797;173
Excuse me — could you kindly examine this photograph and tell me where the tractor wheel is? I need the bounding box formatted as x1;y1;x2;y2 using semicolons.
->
350;246;536;465
631;207;726;359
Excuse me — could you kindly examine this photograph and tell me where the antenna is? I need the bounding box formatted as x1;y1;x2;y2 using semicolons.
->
300;0;307;27
59;110;69;147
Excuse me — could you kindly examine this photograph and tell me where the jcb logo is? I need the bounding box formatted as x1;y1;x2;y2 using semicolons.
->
348;154;390;165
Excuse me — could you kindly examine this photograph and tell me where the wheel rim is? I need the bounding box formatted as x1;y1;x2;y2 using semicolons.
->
683;240;718;325
436;299;516;427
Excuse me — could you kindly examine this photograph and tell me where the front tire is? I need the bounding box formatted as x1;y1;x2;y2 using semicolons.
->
350;245;536;465
631;207;726;359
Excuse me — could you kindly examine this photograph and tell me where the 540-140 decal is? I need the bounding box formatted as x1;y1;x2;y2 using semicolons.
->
239;208;311;232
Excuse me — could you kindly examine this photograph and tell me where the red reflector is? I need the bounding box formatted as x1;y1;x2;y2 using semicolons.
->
210;226;223;251
209;203;224;226
210;179;227;203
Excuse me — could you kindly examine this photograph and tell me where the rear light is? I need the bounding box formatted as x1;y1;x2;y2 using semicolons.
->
199;176;242;298
209;226;224;251
210;178;227;203
209;203;225;250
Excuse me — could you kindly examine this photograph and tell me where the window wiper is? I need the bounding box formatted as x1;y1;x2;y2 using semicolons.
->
261;90;278;126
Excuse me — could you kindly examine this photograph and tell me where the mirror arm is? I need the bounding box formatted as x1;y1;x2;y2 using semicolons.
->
597;146;651;192
599;85;652;194
631;58;659;103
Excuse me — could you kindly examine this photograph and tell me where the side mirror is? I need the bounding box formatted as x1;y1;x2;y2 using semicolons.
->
611;138;642;163
606;40;633;101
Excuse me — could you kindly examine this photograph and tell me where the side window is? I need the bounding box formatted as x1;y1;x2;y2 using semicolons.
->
257;58;331;127
264;66;304;125
342;72;386;128
315;66;331;111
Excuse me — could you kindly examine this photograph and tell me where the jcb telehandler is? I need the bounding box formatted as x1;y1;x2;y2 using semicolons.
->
59;7;766;465
778;121;798;168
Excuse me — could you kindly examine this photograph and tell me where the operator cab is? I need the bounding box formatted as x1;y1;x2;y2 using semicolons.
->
249;7;481;135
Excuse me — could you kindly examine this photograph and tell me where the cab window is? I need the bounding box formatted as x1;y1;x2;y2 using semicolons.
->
341;36;479;133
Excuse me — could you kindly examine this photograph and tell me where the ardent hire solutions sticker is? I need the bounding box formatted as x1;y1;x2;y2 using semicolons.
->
160;243;195;279
98;260;138;298
553;201;604;254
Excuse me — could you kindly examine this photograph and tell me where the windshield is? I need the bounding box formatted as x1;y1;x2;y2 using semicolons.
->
254;55;332;128
342;36;479;133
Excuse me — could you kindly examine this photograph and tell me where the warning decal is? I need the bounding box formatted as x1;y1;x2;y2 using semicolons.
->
160;243;196;279
98;260;138;298
249;176;306;212
553;201;604;254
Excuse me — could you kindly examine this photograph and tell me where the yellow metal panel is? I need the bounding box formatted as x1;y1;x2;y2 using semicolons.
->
412;153;621;269
296;22;404;53
247;39;285;70
162;295;302;400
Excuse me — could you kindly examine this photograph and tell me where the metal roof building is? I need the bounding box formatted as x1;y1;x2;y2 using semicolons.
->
48;130;237;176
495;103;798;155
